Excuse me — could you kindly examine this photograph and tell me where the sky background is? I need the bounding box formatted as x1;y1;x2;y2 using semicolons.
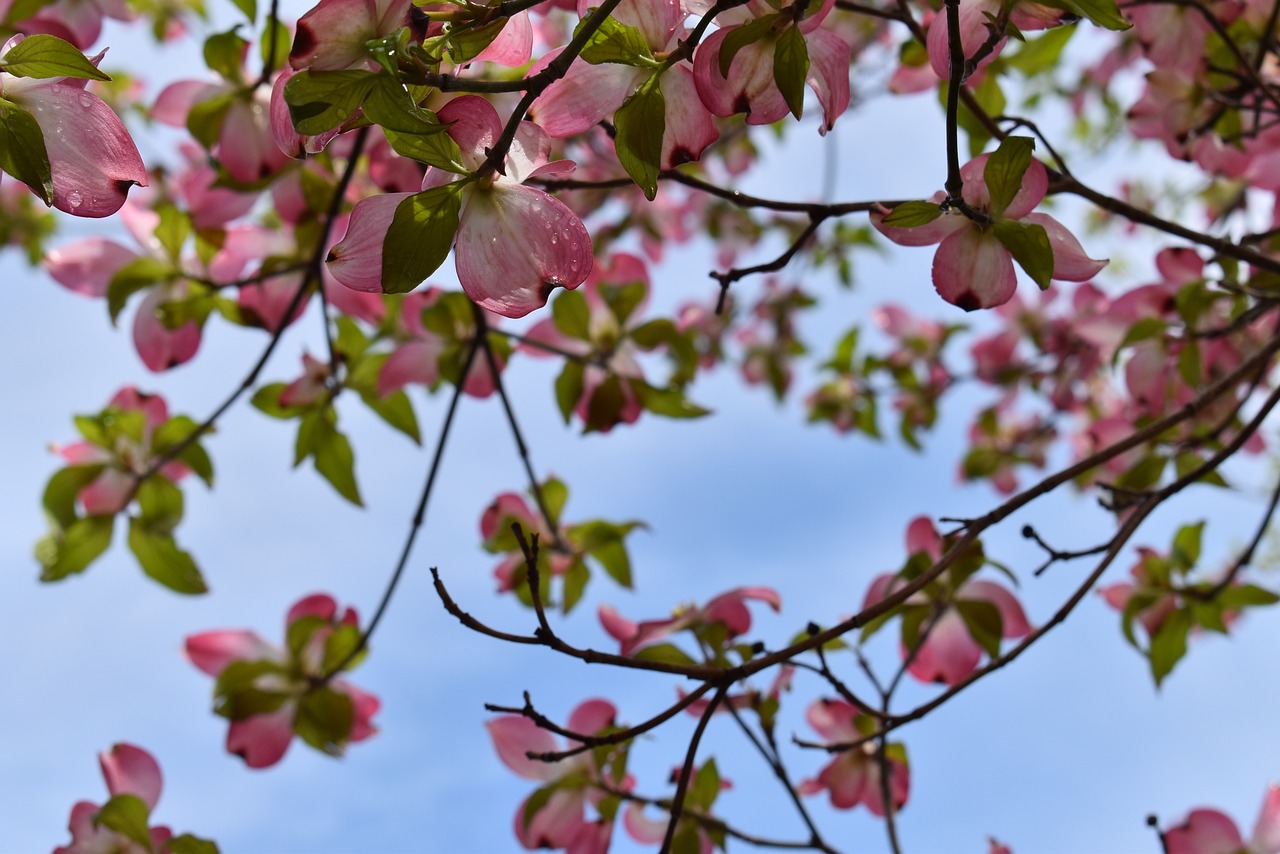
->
3;7;1280;854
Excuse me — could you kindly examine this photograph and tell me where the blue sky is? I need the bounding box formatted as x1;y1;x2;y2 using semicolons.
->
3;9;1280;854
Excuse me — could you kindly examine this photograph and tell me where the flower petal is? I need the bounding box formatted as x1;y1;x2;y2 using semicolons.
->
227;706;296;769
184;630;280;676
932;225;1017;311
1023;212;1108;281
328;192;412;293
99;743;163;810
486;716;561;781
454;183;593;318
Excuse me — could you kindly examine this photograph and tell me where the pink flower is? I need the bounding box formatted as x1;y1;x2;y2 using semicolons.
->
0;36;147;217
872;155;1106;311
798;698;910;815
1164;783;1280;854
51;387;188;516
54;744;173;854
863;517;1032;685
184;594;380;768
486;699;620;853
693;0;851;134
599;586;781;656
925;0;1065;80
328;95;593;318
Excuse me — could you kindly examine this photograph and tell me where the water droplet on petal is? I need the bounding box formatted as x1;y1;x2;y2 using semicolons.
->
67;191;83;209
78;92;95;109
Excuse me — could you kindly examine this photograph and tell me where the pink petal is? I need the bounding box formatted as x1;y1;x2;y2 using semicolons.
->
1165;809;1246;854
471;10;533;66
44;239;138;298
327;192;412;292
518;788;588;849
905;516;943;559
454;183;593;318
860;755;910;817
932;225;1017;311
480;492;539;540
659;64;719;165
567;699;616;736
133;287;202;373
598;604;639;646
805;28;852;134
533;53;637;137
818;753;870;809
1023;212;1108;281
959;155;1047;218
438;95;503;172
1251;783;1280;854
486;716;561;781
693;28;787;125
340;681;381;742
926;0;1005;79
287;593;340;625
289;0;384;70
79;468;132;516
14;81;147;217
907;608;983;684
623;802;669;845
99;743;162;810
184;630;280;676
228;706;296;769
806;697;858;742
377;340;444;396
961;580;1032;637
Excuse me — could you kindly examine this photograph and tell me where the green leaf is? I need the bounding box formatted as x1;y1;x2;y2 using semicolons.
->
308;411;364;506
993;219;1054;289
151;416;215;487
1215;584;1280;609
360;387;421;444
718;14;778;77
1171;521;1204;570
213;659;291;719
383;129;468;173
94;794;152;849
602;280;646;325
252;383;306;419
1148;608;1190;687
167;833;222;854
284;69;377;135
542;477;568;526
107;257;175;323
633;642;697;666
260;17;290;69
0;98;52;204
37;515;114;581
135;476;184;535
955;598;1003;659
881;200;943;228
552;289;591;340
561;558;590;613
584;374;625;432
578;15;657;65
688;758;721;811
444;18;509;63
155;206;192;261
381;184;463;294
521;784;559;831
613;74;665;201
1049;0;1130;30
1006;25;1073;74
42;464;106;529
0;34;111;80
633;382;711;419
362;77;449;135
294;688;355;756
203;28;248;83
186;89;237;149
127;519;208;594
772;25;809;120
567;520;639;588
322;622;365;673
229;0;254;21
983;136;1035;218
555;361;585;424
1173;452;1228;488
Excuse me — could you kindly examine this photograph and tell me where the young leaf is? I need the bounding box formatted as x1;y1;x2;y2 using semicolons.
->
0;98;52;204
578;15;657;65
0;34;111;80
718;14;779;77
773;25;809;120
614;74;665;201
555;361;585;424
284;69;377;135
552;289;591;339
881;200;943;228
37;515;114;581
127;519;208;594
1049;0;1130;30
382;184;463;294
983;136;1035;218
94;794;152;849
993;219;1054;289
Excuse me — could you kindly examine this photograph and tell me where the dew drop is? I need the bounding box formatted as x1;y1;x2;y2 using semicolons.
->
78;92;95;109
67;190;83;209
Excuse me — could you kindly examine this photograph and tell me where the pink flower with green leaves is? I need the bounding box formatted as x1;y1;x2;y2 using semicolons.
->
0;35;147;217
599;586;781;656
328;95;593;318
798;698;910;815
1164;784;1280;854
872;144;1107;311
185;593;380;768
486;699;621;853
